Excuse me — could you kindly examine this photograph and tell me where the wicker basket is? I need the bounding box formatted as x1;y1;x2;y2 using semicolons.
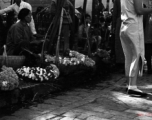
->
0;45;25;70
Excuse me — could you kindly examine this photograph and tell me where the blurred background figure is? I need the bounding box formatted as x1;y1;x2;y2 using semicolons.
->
143;13;152;74
0;0;37;35
112;0;124;70
77;14;91;51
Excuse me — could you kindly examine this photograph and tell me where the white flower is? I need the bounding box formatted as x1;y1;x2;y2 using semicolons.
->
48;73;51;76
39;76;43;81
45;59;48;62
29;73;35;79
2;81;8;87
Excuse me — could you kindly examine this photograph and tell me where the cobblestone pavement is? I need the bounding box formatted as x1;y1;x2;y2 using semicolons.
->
0;73;152;120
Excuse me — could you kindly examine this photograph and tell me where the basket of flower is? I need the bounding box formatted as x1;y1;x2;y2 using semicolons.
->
41;8;95;76
16;64;60;82
0;45;25;70
44;50;95;75
69;50;95;68
45;55;79;75
0;66;19;91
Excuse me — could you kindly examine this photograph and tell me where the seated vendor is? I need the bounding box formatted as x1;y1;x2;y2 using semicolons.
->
6;8;38;55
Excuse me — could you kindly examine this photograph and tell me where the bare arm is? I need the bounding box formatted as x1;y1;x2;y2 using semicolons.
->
0;4;14;15
134;0;152;15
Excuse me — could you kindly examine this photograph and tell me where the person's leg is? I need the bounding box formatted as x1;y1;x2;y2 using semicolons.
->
128;56;142;92
120;32;133;91
120;34;143;92
120;33;132;77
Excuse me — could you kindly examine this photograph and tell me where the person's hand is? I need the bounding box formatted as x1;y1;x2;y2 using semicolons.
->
33;34;44;39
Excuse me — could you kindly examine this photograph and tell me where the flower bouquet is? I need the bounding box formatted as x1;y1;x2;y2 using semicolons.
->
16;64;60;82
0;66;19;91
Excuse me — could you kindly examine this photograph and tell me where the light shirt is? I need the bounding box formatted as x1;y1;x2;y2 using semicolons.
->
0;1;37;34
0;0;11;9
121;0;143;25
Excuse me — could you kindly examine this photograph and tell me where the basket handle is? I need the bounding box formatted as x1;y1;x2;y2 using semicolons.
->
55;8;64;64
2;45;8;66
3;45;7;57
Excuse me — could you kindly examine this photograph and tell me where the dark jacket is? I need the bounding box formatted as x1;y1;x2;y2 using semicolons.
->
6;21;34;55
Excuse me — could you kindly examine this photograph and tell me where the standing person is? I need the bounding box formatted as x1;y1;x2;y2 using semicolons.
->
112;0;125;69
143;14;152;74
0;0;37;35
120;0;152;96
78;14;91;49
47;0;73;53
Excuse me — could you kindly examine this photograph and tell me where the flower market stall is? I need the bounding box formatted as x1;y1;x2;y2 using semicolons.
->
0;50;95;111
0;0;113;112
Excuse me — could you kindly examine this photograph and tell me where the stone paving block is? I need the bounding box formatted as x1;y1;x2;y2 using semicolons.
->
32;113;55;120
55;95;82;102
75;92;92;98
134;116;152;120
50;105;78;115
29;104;59;113
70;100;95;108
73;89;91;93
68;108;88;115
111;93;150;110
82;95;97;103
125;109;152;117
12;109;43;120
49;117;63;120
86;116;109;120
63;110;82;118
110;115;131;120
148;107;152;111
0;116;27;120
92;97;128;112
77;110;113;119
97;93;129;109
104;110;137;119
80;104;106;113
44;98;72;107
60;116;81;120
77;111;96;119
89;112;113;119
102;103;127;111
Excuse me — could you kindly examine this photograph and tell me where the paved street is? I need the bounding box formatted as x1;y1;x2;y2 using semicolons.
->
0;72;152;120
